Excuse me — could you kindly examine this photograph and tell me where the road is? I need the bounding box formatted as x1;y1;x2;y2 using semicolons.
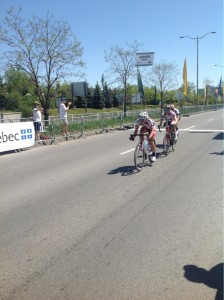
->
0;109;223;300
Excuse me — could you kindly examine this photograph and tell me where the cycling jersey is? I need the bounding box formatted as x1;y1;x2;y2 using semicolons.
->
135;117;155;130
173;108;180;117
134;117;156;137
161;110;176;124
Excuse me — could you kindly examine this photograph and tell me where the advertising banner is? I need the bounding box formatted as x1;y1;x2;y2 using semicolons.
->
135;52;155;66
0;122;35;152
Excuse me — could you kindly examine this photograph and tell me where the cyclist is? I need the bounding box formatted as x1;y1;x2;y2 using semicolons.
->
170;102;180;136
129;111;157;162
158;106;178;140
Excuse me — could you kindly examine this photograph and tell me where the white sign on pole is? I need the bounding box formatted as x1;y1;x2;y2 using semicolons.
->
135;52;155;66
0;122;35;152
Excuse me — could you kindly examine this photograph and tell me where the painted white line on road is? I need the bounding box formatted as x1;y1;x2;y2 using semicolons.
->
188;129;224;132
183;126;196;131
120;148;135;155
208;119;214;121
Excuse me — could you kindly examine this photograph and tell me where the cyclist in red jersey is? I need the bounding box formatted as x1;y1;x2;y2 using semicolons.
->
158;106;177;139
130;111;157;162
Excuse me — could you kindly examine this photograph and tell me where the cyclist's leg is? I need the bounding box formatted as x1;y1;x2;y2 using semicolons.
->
171;123;177;140
148;128;156;162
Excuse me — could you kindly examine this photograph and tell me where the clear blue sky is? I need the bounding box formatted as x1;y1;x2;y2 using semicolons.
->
0;0;223;89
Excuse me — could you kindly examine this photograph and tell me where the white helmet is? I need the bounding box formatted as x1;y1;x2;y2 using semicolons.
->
138;111;148;121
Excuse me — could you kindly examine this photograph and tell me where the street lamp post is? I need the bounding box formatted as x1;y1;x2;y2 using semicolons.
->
180;32;216;107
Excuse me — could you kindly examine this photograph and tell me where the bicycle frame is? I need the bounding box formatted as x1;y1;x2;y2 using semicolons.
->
162;124;176;155
133;134;153;172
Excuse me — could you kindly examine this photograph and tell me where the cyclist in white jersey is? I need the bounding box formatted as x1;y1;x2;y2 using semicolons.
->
158;106;178;140
130;111;157;162
170;103;180;136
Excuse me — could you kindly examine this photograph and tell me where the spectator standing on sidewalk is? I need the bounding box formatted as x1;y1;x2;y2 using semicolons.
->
59;98;72;136
33;101;43;141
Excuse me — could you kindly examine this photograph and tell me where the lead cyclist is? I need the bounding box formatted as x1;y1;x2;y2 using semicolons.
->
129;111;157;162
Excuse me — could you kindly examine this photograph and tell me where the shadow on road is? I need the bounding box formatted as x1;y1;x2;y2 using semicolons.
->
213;133;224;140
183;263;223;300
108;165;137;176
210;151;224;155
156;143;163;149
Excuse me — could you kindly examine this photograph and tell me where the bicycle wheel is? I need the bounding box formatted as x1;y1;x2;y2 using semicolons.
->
134;142;145;172
163;135;170;156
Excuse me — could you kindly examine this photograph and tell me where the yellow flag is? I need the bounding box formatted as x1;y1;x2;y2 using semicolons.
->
183;58;187;96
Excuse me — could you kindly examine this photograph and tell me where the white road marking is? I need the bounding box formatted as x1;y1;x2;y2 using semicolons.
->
120;148;135;155
188;129;224;132
123;126;223;155
208;119;214;121
182;126;196;131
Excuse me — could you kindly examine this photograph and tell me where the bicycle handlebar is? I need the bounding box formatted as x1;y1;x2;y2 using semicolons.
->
133;133;149;137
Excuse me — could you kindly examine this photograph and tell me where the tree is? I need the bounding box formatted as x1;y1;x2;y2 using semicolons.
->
93;83;104;109
55;82;72;102
3;67;37;115
4;67;34;95
86;86;93;108
104;83;112;108
147;60;179;111
104;40;142;115
0;77;7;109
0;7;84;120
76;96;86;109
113;93;119;107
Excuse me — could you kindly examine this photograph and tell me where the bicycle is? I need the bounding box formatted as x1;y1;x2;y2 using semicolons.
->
159;123;177;156
130;134;155;172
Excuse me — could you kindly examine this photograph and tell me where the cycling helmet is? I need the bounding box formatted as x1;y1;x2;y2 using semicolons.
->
138;111;148;121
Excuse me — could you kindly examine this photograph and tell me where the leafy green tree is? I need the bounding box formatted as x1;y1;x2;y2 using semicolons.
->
104;83;112;108
55;82;71;101
112;93;119;108
0;77;7;109
4;92;20;111
93;83;103;109
86;86;93;108
76;96;86;108
144;86;158;105
0;7;85;120
2;67;37;115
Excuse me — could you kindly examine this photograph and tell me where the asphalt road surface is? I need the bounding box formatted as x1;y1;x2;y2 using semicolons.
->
1;109;223;300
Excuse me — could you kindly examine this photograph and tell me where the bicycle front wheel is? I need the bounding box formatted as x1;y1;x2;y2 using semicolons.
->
163;135;170;156
134;142;145;172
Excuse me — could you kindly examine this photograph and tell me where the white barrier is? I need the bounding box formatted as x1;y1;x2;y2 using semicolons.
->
0;122;35;152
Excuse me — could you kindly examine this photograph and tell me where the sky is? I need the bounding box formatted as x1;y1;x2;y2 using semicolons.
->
0;0;223;90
